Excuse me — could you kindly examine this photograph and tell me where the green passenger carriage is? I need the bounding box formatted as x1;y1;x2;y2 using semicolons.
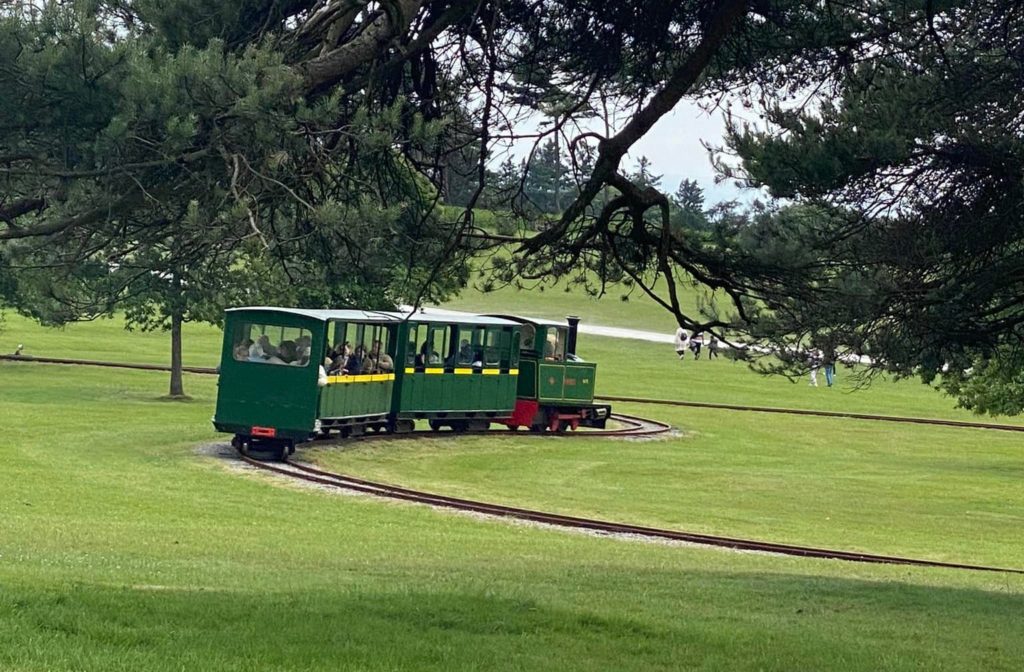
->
392;313;522;431
214;308;400;457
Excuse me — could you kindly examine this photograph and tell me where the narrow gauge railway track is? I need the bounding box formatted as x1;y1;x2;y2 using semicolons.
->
597;394;1024;433
237;451;1024;575
6;354;1024;433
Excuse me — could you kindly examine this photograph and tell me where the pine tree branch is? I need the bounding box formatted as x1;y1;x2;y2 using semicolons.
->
521;0;749;254
299;0;424;93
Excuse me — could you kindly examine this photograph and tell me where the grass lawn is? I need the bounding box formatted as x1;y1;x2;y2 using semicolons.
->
1;362;1024;671
312;402;1024;568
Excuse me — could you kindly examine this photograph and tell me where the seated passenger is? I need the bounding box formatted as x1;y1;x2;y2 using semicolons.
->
233;343;249;360
250;335;275;359
367;340;393;372
328;343;350;374
344;346;365;374
409;341;420;366
418;342;441;366
458;339;473;364
472;350;484;368
278;340;298;364
296;335;312;361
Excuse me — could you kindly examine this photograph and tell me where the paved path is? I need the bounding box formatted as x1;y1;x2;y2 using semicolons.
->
400;305;674;344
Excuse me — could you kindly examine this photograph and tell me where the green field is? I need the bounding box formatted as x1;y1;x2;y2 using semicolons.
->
2;297;1024;670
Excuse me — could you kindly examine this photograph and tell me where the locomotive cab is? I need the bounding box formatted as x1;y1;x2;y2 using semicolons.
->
491;315;610;431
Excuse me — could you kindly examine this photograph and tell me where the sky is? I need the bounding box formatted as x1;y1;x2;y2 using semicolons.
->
629;100;738;202
504;98;763;207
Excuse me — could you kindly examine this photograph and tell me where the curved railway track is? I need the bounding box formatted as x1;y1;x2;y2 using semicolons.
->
7;354;1024;573
237;451;1024;575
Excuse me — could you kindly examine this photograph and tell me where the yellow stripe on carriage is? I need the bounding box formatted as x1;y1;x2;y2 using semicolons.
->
508;368;519;376
482;368;500;375
326;373;395;385
404;367;415;374
453;367;473;375
425;367;444;375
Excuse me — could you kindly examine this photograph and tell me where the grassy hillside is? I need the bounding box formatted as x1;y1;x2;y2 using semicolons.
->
441;265;698;333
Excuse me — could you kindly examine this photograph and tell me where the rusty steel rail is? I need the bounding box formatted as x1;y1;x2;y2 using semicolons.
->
236;451;1024;575
0;353;218;375
596;395;1024;433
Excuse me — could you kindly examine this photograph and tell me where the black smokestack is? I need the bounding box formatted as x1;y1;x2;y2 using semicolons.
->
566;315;581;356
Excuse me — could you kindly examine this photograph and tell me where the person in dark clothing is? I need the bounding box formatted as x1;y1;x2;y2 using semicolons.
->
689;332;704;360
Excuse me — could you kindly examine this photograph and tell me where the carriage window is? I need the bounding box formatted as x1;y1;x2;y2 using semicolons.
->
520;324;536;352
543;327;566;361
510;330;521;367
426;326;448;366
484;328;501;366
408;324;426;365
471;326;486;365
233;323;312;367
455;326;473;364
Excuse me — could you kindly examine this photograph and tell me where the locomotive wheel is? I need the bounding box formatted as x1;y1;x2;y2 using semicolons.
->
275;442;289;462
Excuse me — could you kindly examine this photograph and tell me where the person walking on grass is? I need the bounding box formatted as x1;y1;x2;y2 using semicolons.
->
690;332;704;360
807;349;822;387
674;327;689;360
708;335;719;360
823;348;837;387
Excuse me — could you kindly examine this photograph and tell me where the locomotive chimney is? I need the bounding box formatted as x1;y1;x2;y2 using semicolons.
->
566;315;581;356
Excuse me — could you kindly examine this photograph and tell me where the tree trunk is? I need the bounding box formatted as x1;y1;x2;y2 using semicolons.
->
169;308;185;397
169;273;185;397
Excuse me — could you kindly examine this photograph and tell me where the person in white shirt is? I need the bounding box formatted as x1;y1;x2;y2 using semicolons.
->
673;327;689;360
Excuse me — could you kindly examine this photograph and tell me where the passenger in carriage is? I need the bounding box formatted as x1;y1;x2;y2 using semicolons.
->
250;334;276;360
344;345;365;374
328;342;350;372
457;339;473;364
296;335;312;361
419;342;440;365
369;340;394;372
271;340;297;365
